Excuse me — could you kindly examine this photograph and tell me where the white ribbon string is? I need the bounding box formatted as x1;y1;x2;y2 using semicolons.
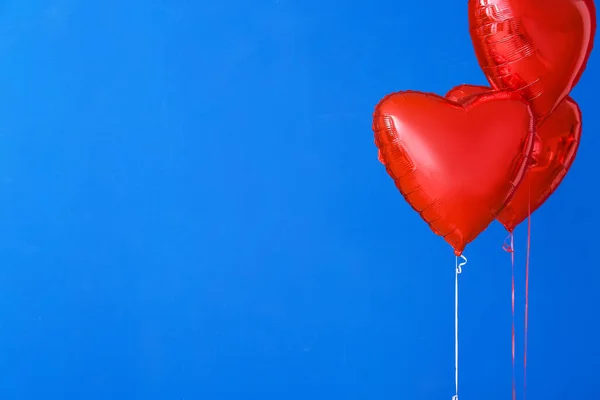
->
453;254;467;400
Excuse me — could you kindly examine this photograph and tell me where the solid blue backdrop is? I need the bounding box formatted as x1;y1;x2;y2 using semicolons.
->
0;0;597;399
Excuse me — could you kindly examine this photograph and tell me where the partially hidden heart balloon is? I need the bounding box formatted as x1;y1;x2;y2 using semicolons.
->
446;84;582;232
373;91;535;255
468;0;596;122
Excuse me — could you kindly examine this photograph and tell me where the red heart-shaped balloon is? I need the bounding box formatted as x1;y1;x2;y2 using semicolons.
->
468;0;596;122
373;91;534;255
446;84;582;232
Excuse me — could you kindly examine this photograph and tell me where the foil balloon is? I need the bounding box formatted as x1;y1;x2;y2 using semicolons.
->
446;84;582;232
373;90;534;255
468;0;596;122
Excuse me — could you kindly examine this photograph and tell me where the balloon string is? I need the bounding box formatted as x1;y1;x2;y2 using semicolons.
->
511;234;516;400
452;254;467;400
524;204;531;400
502;234;516;400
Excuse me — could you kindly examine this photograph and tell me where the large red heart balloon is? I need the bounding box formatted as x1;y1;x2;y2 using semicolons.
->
373;91;534;255
446;84;582;232
468;0;596;122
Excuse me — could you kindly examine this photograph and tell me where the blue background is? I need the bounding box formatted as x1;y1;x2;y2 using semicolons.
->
0;0;597;399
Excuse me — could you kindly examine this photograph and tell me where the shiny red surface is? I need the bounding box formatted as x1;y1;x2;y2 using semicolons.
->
447;84;581;232
468;0;596;122
373;90;534;255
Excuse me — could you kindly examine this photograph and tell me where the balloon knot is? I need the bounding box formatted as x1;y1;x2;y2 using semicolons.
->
503;234;514;253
